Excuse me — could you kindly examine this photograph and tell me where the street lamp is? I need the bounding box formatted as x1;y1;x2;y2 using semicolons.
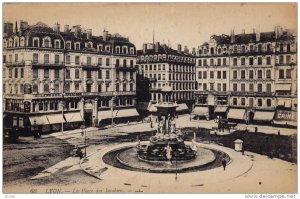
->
80;124;86;157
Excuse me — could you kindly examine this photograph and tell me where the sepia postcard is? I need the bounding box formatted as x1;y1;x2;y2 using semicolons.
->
2;2;298;195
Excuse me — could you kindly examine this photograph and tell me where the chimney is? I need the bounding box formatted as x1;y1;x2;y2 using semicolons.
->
4;22;13;36
103;29;108;41
155;42;160;52
86;29;92;39
74;25;81;38
64;24;69;32
177;44;182;53
192;48;196;55
14;21;18;34
230;29;235;43
143;43;147;54
53;22;60;33
256;29;260;42
184;46;189;53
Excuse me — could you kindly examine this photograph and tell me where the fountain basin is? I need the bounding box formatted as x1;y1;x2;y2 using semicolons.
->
102;141;230;173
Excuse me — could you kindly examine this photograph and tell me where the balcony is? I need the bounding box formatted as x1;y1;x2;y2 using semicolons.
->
115;65;138;71
32;61;64;68
115;91;136;96
81;62;99;69
64;92;82;97
4;93;24;98
230;91;275;97
5;61;25;67
32;93;63;98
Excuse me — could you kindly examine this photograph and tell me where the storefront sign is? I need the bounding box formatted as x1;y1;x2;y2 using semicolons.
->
275;110;297;121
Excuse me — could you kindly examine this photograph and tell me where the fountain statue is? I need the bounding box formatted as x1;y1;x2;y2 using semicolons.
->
137;84;197;161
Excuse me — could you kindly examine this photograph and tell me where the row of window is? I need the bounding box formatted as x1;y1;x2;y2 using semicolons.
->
151;92;194;101
139;54;195;63
232;98;272;107
4;68;24;78
232;83;272;93
199;42;292;56
31;68;134;80
198;70;227;79
232;69;272;79
144;73;195;81
151;82;195;90
198;83;227;92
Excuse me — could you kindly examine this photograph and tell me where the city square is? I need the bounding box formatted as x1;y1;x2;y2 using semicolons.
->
2;3;297;195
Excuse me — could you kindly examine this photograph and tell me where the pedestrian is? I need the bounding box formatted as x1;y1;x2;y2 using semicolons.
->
222;158;227;171
255;127;258;134
278;130;280;136
150;122;153;128
214;129;217;135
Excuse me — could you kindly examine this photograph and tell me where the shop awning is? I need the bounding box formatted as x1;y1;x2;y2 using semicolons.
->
276;84;291;91
98;108;139;121
275;110;297;122
115;108;139;118
214;106;228;113
64;112;84;123
192;106;209;116
46;114;65;124
148;104;158;113
29;116;49;125
176;103;189;112
253;111;275;121
227;109;245;120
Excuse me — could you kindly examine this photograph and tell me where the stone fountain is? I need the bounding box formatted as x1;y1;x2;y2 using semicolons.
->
137;84;197;161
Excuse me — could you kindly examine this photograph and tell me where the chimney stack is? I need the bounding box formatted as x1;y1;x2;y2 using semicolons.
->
178;44;182;53
192;48;196;55
184;46;189;53
74;25;81;38
256;28;260;42
53;22;60;33
103;29;108;41
64;24;69;32
14;21;18;34
86;29;92;39
230;29;235;43
155;42;160;52
143;43;147;54
4;22;13;36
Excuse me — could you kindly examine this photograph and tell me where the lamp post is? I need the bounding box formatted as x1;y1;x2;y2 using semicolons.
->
80;124;86;157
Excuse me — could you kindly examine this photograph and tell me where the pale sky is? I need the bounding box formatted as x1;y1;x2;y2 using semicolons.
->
3;3;297;50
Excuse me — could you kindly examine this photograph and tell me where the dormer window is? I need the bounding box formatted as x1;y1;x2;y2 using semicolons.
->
97;45;103;51
75;42;80;50
33;38;39;47
20;38;25;47
43;37;51;48
122;46;128;54
115;46;120;54
14;37;19;47
66;41;72;50
54;40;61;48
105;45;110;52
130;47;134;55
